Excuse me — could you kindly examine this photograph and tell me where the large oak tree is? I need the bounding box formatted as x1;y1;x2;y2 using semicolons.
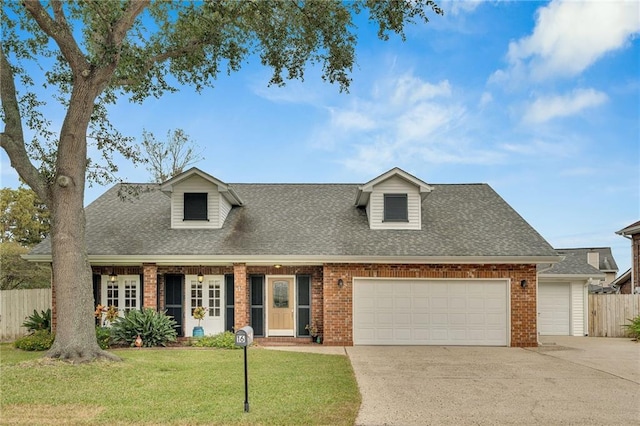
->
0;0;442;362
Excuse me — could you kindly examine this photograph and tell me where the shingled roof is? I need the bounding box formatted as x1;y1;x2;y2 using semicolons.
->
538;249;607;277
28;180;558;262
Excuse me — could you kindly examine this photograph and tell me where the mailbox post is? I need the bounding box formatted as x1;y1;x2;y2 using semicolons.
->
235;326;253;413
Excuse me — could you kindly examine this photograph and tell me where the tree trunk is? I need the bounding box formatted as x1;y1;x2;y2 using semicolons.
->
45;80;120;363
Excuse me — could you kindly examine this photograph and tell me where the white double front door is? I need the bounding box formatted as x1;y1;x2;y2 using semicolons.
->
185;275;225;337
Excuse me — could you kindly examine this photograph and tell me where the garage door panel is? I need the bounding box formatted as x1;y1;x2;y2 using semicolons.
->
413;313;429;323
354;279;508;346
468;299;485;309
413;297;429;309
395;313;411;324
450;297;466;309
432;313;448;324
468;313;486;324
395;297;411;309
378;313;393;325
432;296;448;306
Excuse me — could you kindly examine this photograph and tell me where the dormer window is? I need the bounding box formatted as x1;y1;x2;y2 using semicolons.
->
184;193;208;221
384;194;408;222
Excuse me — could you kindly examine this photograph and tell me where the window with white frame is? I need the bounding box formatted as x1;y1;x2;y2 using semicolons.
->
101;275;140;317
208;280;221;317
190;281;203;315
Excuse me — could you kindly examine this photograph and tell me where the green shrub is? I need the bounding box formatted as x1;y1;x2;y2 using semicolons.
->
110;309;177;347
96;326;112;349
192;331;240;349
623;315;640;340
22;308;51;333
14;330;54;351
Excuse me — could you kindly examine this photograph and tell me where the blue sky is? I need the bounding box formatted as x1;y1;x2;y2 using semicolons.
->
1;0;639;272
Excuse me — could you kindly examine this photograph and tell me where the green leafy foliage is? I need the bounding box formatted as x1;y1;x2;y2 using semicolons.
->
95;326;112;350
0;187;50;247
22;308;51;333
0;242;51;289
623;315;640;340
13;330;54;351
192;331;240;349
110;309;178;347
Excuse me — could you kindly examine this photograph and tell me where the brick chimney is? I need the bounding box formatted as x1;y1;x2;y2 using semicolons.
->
587;251;600;270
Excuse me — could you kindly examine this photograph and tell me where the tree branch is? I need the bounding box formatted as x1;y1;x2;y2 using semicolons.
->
113;40;209;88
23;0;89;75
0;48;50;203
110;0;150;46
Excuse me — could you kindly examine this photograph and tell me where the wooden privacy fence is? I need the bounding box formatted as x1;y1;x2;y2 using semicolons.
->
0;288;52;341
589;294;640;337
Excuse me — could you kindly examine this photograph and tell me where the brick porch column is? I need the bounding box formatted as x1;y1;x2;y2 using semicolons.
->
142;263;158;309
233;263;248;330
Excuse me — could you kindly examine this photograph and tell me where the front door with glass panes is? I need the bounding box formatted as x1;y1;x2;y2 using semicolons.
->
101;275;140;324
267;276;295;336
185;275;225;337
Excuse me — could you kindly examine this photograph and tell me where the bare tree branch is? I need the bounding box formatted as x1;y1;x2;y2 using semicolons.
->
22;0;89;75
0;47;50;204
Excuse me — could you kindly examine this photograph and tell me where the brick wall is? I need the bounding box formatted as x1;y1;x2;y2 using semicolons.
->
322;263;538;347
142;264;157;309
233;263;248;330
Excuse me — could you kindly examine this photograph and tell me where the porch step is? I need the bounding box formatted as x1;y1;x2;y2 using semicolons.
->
255;337;317;346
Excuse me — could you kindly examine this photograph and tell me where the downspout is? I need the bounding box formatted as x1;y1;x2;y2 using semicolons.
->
536;261;562;346
585;278;591;336
620;234;636;314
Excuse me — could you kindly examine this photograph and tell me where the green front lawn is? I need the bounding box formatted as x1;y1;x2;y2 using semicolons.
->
1;344;360;425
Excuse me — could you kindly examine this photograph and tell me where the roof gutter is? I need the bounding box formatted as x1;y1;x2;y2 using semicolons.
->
22;253;562;266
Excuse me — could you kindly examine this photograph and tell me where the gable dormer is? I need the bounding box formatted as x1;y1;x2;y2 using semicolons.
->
355;168;433;230
161;168;243;229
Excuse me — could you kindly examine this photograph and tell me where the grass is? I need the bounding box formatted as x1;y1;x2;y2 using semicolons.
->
0;344;360;425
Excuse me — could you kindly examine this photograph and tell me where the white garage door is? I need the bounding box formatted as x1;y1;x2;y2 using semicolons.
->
538;282;570;335
353;279;508;346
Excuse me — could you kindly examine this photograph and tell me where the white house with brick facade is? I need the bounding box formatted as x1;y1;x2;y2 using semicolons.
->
27;167;563;347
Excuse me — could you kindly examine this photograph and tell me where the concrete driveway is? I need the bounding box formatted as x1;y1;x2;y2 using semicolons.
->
346;337;640;425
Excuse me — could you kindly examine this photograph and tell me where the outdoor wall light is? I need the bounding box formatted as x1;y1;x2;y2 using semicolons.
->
197;271;204;283
109;271;117;282
520;279;528;288
274;264;282;269
337;279;344;288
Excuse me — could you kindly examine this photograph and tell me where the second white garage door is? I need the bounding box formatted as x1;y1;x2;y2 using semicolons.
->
353;279;509;346
538;282;571;335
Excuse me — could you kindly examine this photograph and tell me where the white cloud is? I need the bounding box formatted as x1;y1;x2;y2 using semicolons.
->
448;1;483;16
523;88;608;123
306;72;507;173
479;91;493;107
501;139;575;157
494;0;640;83
329;107;377;131
560;167;597;177
389;76;452;106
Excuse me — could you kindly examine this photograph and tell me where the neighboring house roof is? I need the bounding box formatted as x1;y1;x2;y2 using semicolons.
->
538;249;606;279
27;173;559;264
550;247;618;273
611;268;631;289
589;284;618;294
616;220;640;236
